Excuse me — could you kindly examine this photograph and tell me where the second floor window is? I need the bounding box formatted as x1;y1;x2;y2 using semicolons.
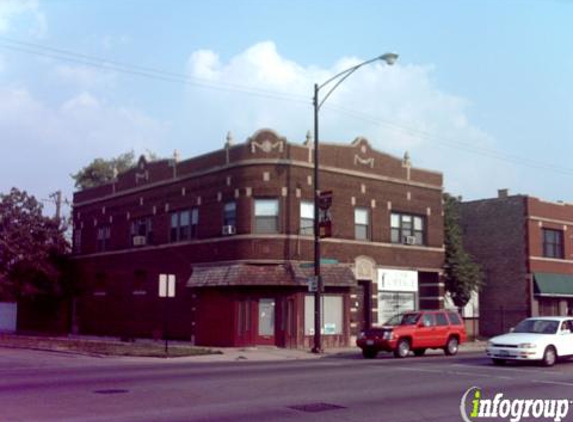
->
170;208;198;242
223;201;237;227
130;217;153;246
300;201;314;235
543;228;564;259
391;213;425;245
96;226;110;252
355;208;370;240
254;199;279;234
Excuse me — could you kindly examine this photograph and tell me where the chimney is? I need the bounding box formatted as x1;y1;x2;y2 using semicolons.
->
498;189;509;198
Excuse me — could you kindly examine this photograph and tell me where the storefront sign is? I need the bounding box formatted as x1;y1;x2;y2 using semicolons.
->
377;269;418;292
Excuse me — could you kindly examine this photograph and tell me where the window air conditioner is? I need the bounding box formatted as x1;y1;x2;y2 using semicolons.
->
222;225;236;236
405;235;417;245
133;235;147;246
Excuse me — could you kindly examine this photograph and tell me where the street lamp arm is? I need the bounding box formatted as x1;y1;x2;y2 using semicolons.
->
318;56;380;92
317;64;362;110
316;53;397;110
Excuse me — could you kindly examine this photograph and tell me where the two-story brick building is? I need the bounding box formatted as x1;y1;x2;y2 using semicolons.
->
71;129;445;348
461;190;573;336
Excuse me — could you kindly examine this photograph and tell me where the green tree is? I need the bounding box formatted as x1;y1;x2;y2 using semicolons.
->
443;193;483;309
71;151;136;190
0;188;69;299
71;150;162;190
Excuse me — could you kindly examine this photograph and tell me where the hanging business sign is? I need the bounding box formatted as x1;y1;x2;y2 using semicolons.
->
377;269;418;292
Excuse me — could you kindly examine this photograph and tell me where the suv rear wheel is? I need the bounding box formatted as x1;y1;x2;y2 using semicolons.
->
394;338;410;358
444;336;459;356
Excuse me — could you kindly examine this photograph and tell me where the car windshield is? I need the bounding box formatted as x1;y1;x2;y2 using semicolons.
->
384;313;420;326
513;319;559;334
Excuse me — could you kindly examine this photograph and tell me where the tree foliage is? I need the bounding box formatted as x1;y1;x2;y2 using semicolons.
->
443;193;483;309
71;151;136;190
0;188;69;298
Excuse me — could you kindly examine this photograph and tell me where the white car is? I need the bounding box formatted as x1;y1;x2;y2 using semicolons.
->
486;316;573;367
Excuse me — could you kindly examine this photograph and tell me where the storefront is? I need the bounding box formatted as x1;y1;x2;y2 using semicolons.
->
534;272;573;316
376;269;419;324
187;262;356;348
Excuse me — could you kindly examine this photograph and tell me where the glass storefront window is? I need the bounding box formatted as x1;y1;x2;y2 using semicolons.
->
304;295;343;335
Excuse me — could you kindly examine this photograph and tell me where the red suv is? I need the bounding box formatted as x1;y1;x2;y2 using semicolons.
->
356;310;467;359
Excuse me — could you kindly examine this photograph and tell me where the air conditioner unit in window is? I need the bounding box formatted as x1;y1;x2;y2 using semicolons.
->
222;225;236;236
133;235;147;246
405;235;417;245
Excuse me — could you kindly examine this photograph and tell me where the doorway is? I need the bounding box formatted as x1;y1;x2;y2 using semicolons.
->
357;280;372;332
256;298;276;345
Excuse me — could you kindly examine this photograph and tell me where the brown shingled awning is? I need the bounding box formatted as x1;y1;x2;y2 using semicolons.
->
187;262;356;288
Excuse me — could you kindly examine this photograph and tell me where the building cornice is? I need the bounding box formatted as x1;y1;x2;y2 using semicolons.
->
530;256;573;265
74;158;442;208
528;215;573;227
70;233;445;260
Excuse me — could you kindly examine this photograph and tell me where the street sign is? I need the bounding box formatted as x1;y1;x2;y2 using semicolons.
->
300;258;339;268
307;277;318;292
158;274;176;298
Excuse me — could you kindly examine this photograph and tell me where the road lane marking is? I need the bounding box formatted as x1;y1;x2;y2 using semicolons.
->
534;380;573;387
452;363;560;375
393;366;512;380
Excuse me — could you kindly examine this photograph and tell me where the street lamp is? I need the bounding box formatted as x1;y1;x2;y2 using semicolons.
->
312;52;398;354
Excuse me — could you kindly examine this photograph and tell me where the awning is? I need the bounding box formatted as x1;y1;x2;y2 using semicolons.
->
534;273;573;297
187;262;356;288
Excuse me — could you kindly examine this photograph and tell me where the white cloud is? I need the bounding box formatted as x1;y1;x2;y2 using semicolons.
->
0;87;168;214
0;0;46;37
184;41;513;199
55;64;116;89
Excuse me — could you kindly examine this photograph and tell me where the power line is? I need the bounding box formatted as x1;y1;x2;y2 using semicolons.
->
323;103;573;177
2;36;573;177
0;36;310;105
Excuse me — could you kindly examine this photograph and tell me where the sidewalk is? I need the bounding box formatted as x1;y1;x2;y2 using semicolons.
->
0;333;487;362
186;340;487;362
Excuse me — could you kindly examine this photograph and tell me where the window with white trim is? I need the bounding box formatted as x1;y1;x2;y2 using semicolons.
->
391;212;425;245
223;201;237;227
170;208;198;242
543;228;564;259
355;208;370;240
254;199;279;234
300;200;314;235
130;217;153;246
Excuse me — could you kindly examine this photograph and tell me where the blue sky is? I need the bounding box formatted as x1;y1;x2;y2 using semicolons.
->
1;0;573;217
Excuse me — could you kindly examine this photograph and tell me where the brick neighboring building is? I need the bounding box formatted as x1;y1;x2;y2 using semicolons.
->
71;129;445;348
461;190;573;337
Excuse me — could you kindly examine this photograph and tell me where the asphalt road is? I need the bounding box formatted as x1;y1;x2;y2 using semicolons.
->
2;348;573;422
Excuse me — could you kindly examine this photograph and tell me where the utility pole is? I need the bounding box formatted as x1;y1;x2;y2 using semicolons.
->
49;190;63;221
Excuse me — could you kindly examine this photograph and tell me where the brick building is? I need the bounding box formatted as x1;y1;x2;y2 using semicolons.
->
71;129;445;348
461;190;573;337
